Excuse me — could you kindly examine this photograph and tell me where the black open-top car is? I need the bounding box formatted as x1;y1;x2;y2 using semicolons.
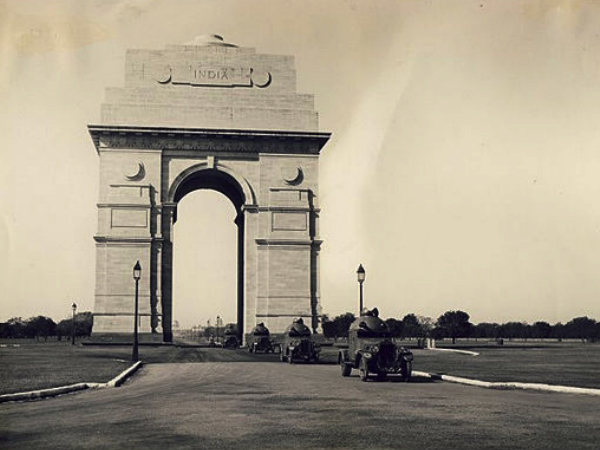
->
280;318;320;363
222;325;239;348
339;308;413;381
248;322;277;353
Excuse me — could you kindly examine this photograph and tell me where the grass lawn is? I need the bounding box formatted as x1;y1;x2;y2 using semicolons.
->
0;339;271;395
414;342;600;389
0;339;132;395
2;339;599;395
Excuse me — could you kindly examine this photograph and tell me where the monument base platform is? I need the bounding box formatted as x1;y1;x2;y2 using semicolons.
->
85;332;168;345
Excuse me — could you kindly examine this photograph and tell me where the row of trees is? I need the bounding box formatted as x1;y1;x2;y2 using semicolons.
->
322;310;600;342
0;313;93;340
3;310;599;343
472;316;600;342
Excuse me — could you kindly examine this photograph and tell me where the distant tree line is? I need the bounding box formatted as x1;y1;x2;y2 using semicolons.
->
3;310;599;343
321;310;600;343
472;316;600;342
0;313;93;340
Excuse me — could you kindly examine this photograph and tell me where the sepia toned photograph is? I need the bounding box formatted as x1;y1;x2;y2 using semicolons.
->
1;1;599;448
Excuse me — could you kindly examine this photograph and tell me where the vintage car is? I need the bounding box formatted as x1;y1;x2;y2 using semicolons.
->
222;326;239;348
280;318;321;363
339;308;413;381
247;322;278;353
207;335;217;347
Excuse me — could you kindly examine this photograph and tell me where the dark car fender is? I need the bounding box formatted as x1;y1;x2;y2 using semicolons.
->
399;348;414;362
354;350;374;368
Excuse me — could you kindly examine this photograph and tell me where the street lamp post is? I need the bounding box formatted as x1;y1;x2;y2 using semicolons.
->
71;302;77;345
216;316;221;343
132;261;142;362
357;264;366;314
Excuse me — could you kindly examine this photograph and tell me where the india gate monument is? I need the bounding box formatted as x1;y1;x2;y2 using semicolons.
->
88;35;330;343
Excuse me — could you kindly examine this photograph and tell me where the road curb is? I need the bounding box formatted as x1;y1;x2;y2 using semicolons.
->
0;383;90;403
415;370;600;396
428;348;480;356
105;361;144;387
0;361;143;404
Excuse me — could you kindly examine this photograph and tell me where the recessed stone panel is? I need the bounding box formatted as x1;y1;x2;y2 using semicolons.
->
272;212;307;231
111;208;148;228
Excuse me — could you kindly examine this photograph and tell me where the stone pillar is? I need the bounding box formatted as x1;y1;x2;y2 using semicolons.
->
234;210;245;344
91;147;163;341
159;202;177;343
243;206;259;344
92;193;155;337
253;187;321;333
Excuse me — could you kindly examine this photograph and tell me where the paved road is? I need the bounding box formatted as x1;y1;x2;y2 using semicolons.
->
1;349;599;450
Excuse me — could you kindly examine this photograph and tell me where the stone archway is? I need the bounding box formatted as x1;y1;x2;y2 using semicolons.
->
89;36;330;343
165;166;247;343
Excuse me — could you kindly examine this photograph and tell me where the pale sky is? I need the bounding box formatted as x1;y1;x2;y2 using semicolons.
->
2;0;600;328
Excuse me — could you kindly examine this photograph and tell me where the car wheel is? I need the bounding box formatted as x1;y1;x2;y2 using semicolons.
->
288;352;294;364
358;358;369;382
376;372;387;381
401;361;412;382
340;359;352;377
313;354;320;364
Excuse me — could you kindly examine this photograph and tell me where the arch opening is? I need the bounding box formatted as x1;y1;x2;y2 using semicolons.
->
165;168;246;344
172;191;238;340
172;168;246;220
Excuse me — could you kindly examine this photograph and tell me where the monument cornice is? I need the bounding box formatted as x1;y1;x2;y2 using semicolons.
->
255;238;323;247
88;125;331;155
258;206;321;213
93;236;159;244
97;203;152;208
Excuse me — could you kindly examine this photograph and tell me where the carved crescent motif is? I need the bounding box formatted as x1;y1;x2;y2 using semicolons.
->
124;161;146;181
282;166;303;185
157;65;172;84
252;71;272;89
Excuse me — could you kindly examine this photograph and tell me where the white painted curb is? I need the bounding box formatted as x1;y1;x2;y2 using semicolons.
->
412;370;434;379
413;370;600;396
0;383;90;403
428;348;480;356
104;360;144;388
0;361;143;403
440;374;600;396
